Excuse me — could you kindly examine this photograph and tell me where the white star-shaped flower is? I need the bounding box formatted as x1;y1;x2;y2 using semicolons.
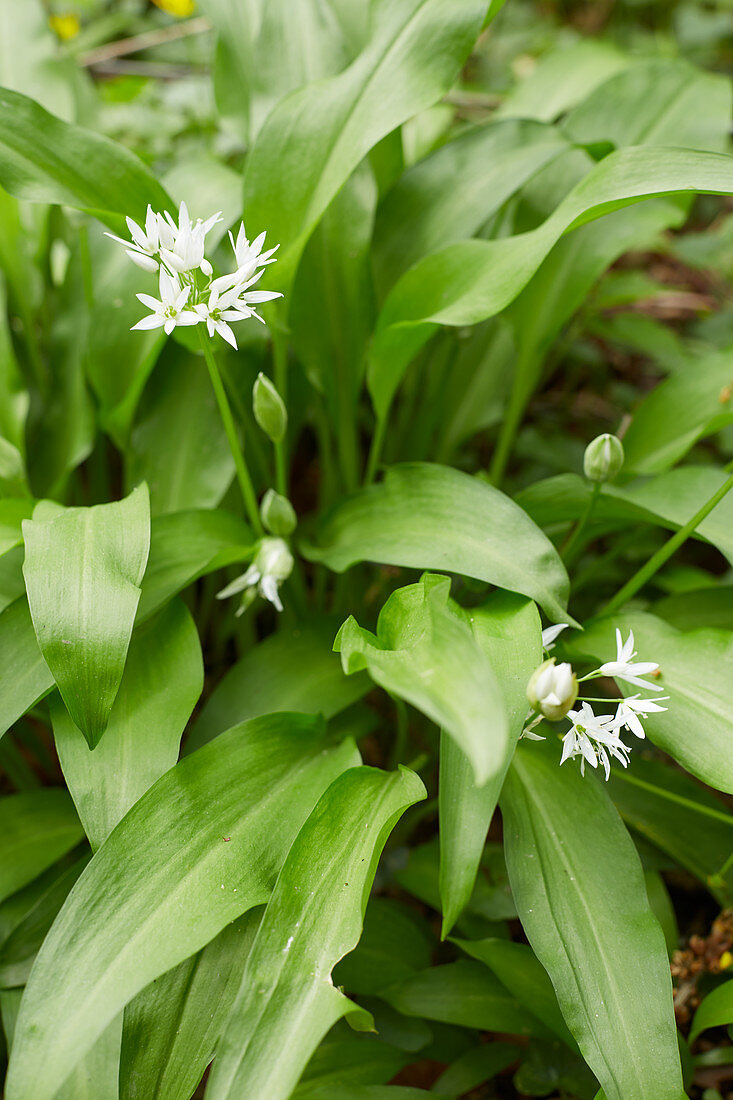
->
105;204;165;273
561;702;632;780
131;269;200;335
600;628;663;692
612;694;668;739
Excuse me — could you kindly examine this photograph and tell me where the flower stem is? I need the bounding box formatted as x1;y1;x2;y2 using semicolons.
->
561;482;601;566
272;331;289;497
365;415;387;485
601;471;733;616
199;329;264;537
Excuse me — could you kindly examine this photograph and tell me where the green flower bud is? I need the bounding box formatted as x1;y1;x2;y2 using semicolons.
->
260;489;297;537
527;658;578;721
583;433;624;483
253;372;287;443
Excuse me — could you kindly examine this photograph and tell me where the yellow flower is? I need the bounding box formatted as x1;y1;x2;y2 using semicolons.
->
49;13;81;39
151;0;196;16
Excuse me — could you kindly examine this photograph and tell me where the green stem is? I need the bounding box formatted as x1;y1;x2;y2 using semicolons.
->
601;471;733;616
561;482;602;566
272;331;289;497
199;329;264;536
365;415;387;485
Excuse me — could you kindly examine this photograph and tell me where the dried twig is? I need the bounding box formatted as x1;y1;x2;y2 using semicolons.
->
77;15;211;68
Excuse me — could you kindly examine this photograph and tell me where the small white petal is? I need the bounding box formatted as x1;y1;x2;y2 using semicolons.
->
216;321;238;349
132;315;165;331
127;250;159;273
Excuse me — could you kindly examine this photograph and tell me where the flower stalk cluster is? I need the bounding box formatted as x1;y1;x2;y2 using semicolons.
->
524;626;668;780
107;202;281;349
119;200;295;615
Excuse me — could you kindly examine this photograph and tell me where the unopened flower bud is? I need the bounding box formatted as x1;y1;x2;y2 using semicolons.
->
583;433;624;483
253;372;287;443
260;489;297;537
527;658;578;721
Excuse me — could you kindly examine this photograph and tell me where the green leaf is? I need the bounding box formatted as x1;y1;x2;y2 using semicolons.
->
334;897;434;996
5;714;359;1100
120;910;261;1100
243;0;491;294
206;765;426;1099
188;619;368;752
294;1029;411;1096
453;937;575;1047
0;597;53;740
52;599;203;850
368;146;733;421
563;58;732;154
608;758;733;905
0;86;170;224
383;959;548;1037
430;1042;520;1098
689;979;733;1042
22;485;151;747
439;592;541;935
336;574;509;784
373;118;568;294
138;507;253;622
0;854;88;989
126;345;235;516
304;464;572;622
568;612;733;794
495;40;629;123
0;790;83;905
621;348;733;474
501;740;684;1100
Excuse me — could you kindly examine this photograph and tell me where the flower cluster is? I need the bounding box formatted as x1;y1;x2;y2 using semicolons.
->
524;626;668;780
107;202;281;349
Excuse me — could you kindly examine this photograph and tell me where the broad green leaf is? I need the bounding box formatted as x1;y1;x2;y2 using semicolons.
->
655;585;733;632
621;347;733;474
373;118;568;294
453;937;575;1047
290;163;376;489
518;468;733;566
644;871;678;956
430;1042;520;1097
501;741;684;1100
27;239;95;498
138;507;253;621
0;87;169;224
304;464;571;622
0;855;88;988
120;910;261;1100
0;500;31;558
22;485;151;747
439;592;541;935
334;897;434;996
52;599;203;850
0;790;83;905
2;990;121;1100
689;979;733;1042
568;612;733;794
294;1030;411;1096
206;765;426;1099
188;619;368;752
495;40;629;123
368;146;733;421
0;597;53;740
607;757;733;904
126;345;235;515
383;959;547;1037
243;0;491;294
198;0;352;141
6;716;359;1100
336;574;508;784
563;59;732;154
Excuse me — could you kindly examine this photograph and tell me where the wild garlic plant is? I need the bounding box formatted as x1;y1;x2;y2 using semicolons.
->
3;3;733;1100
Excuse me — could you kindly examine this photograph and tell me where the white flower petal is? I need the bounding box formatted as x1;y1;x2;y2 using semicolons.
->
127;250;159;273
132;315;165;331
